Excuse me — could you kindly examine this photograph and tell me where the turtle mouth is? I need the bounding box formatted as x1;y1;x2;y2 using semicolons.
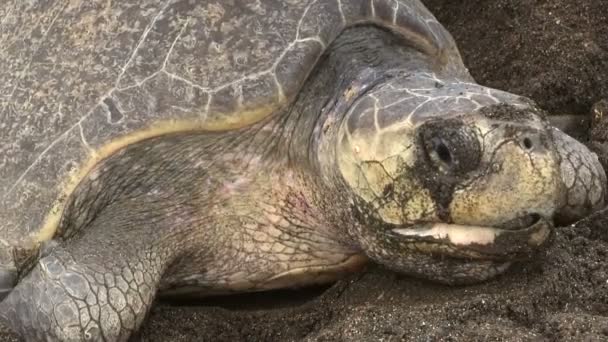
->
495;213;541;230
391;213;551;260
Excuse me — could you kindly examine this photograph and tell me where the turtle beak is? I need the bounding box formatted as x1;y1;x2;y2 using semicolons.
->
0;267;16;302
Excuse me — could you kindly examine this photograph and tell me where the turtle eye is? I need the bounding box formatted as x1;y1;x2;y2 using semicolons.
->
419;120;481;174
425;136;457;170
431;138;453;165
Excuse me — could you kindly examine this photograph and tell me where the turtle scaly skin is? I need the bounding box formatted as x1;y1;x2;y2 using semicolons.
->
0;1;605;341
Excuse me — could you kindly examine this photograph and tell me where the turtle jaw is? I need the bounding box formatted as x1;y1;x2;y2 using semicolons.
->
390;213;552;261
354;214;553;285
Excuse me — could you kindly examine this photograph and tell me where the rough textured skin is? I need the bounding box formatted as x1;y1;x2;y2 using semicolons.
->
0;1;606;341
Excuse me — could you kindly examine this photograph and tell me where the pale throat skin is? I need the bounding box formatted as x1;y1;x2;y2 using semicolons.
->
1;25;606;342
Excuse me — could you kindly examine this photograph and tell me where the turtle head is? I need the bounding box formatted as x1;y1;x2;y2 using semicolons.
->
332;77;565;284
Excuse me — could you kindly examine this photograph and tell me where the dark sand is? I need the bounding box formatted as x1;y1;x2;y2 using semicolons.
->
2;0;608;341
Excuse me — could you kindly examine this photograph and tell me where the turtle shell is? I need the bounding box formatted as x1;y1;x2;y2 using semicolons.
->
0;0;465;252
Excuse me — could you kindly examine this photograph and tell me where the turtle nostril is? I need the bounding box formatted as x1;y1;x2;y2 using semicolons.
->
522;137;533;150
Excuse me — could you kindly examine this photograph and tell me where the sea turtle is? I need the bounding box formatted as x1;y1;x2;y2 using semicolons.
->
0;0;606;340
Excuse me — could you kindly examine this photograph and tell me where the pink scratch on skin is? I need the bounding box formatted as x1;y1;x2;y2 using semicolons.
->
219;177;250;198
280;170;311;212
286;191;312;215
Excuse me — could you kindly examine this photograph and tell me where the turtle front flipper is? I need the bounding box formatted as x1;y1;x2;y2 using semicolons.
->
0;206;169;342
